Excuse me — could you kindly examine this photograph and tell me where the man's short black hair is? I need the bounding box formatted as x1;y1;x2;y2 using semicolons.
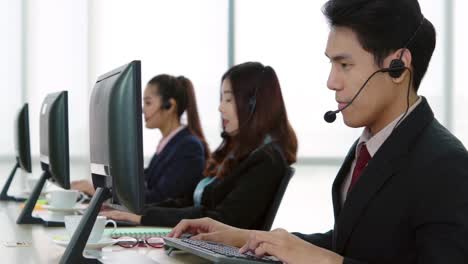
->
323;0;436;91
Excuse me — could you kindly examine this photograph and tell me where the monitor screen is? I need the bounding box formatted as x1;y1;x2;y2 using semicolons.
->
89;60;144;214
39;91;70;189
14;103;32;173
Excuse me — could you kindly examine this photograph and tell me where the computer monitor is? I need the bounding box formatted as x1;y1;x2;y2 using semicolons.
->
17;91;70;226
39;91;70;189
89;60;145;212
16;104;33;173
0;103;33;201
60;60;144;263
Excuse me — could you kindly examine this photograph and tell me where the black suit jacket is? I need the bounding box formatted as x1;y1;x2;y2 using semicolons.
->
144;128;206;204
140;142;288;230
296;98;468;263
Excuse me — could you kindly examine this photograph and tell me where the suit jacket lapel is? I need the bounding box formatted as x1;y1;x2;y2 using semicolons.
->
331;141;357;250
334;149;410;252
333;97;434;253
332;141;357;218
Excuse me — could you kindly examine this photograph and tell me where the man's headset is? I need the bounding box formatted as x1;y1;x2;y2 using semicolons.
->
324;16;425;124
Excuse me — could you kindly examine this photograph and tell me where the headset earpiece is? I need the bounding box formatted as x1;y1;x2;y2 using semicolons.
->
388;59;406;78
162;100;172;110
384;16;425;79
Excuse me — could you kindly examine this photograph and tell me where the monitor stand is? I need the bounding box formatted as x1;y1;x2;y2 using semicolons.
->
16;170;64;227
60;187;111;264
0;159;26;202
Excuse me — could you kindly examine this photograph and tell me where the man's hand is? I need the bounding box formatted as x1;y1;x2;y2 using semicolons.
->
240;228;344;264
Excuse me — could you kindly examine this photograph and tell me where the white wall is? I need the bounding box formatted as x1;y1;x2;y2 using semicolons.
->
0;0;22;158
25;0;89;165
89;0;228;159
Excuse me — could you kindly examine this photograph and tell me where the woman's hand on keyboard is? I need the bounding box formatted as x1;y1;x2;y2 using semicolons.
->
168;217;249;247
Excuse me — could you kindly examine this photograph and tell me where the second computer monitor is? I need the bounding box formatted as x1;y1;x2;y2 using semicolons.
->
40;91;70;189
17;91;71;226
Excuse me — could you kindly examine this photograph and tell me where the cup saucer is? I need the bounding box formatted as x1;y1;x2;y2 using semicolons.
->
52;235;116;250
43;204;87;213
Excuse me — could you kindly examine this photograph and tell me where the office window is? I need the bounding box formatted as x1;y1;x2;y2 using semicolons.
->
90;0;228;157
454;0;468;145
0;0;22;157
418;0;447;126
235;0;446;158
25;0;88;159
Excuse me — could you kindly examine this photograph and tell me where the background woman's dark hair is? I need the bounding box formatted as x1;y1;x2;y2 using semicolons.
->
323;0;436;91
147;74;210;159
204;62;298;178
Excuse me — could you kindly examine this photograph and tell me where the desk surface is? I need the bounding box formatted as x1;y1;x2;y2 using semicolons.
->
0;201;209;264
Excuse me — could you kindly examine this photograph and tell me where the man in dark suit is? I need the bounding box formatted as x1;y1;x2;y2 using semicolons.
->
168;0;468;263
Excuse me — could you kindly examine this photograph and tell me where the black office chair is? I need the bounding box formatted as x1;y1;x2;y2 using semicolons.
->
259;166;295;231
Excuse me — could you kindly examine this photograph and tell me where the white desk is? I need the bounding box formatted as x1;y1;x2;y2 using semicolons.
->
0;202;209;263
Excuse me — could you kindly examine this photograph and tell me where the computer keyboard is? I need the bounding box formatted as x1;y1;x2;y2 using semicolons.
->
164;237;282;264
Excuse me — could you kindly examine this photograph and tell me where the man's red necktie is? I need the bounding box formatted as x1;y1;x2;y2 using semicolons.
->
348;144;371;192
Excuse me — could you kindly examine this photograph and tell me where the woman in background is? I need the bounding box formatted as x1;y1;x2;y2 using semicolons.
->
102;62;297;230
72;74;210;204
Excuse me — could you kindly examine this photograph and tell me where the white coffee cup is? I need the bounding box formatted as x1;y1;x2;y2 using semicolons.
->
46;190;85;209
64;215;117;243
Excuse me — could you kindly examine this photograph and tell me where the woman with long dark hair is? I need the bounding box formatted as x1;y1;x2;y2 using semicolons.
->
102;62;297;229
